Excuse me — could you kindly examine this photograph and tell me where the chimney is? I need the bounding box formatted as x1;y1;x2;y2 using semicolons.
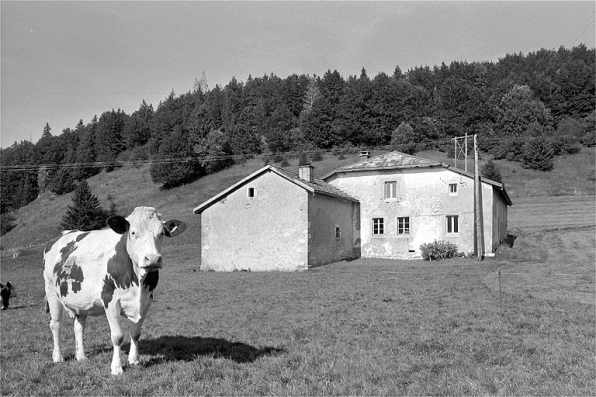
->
298;164;314;183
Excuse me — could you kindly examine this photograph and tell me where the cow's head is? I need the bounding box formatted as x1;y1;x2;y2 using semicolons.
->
107;207;186;270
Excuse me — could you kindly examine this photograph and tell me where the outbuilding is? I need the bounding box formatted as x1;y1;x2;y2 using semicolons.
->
193;164;360;271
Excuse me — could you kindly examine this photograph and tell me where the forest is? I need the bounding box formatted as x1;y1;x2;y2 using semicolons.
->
1;44;594;230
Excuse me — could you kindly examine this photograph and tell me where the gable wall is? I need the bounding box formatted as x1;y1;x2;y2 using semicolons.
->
308;194;360;267
327;168;498;258
200;171;309;271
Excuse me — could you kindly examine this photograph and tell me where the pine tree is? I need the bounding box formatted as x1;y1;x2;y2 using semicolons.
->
60;181;109;231
481;160;503;183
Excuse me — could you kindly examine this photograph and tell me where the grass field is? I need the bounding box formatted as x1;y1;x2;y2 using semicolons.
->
1;223;594;395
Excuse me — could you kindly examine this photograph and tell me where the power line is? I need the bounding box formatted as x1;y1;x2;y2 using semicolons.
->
0;148;348;173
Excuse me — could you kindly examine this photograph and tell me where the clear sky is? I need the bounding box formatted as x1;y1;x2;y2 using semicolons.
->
1;1;594;148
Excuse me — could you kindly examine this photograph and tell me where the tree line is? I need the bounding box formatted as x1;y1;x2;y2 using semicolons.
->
1;44;594;229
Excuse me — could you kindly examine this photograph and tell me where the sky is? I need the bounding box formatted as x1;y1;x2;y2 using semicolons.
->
1;1;595;148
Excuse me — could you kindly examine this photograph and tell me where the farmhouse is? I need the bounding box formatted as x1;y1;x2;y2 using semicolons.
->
323;151;512;259
193;165;361;271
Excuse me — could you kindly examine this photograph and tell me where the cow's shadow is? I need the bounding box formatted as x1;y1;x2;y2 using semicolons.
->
137;335;286;366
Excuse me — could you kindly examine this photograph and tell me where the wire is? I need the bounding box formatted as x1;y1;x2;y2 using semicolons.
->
0;148;354;172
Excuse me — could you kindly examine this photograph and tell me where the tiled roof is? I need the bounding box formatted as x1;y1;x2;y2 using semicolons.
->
193;165;358;214
273;167;359;203
324;151;443;177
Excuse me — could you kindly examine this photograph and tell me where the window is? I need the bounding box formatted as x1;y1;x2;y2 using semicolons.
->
372;218;384;235
247;187;255;198
449;183;457;195
384;181;397;199
397;217;410;234
335;227;341;238
446;215;459;234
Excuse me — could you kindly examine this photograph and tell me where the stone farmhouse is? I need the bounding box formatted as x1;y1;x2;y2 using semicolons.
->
193;165;361;271
194;151;512;271
323;151;512;259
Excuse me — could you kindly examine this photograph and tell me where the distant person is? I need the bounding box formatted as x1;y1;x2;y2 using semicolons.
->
1;282;15;310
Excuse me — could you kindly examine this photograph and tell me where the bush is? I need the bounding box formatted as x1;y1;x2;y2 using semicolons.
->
521;137;554;171
420;240;459;261
311;149;323;162
280;157;291;167
481;160;502;183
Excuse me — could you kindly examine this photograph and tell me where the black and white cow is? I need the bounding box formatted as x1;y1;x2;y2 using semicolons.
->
1;282;15;310
43;207;186;375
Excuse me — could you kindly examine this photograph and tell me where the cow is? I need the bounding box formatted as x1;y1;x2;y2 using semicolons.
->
1;282;15;310
43;206;186;375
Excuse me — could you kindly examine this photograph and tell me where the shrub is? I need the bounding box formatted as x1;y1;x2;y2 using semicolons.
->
521;137;554;171
481;160;502;183
420;240;459;261
280;157;291;167
298;152;309;166
311;149;323;162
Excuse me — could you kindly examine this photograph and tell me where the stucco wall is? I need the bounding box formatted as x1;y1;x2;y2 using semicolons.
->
200;171;309;271
308;195;360;267
327;168;498;259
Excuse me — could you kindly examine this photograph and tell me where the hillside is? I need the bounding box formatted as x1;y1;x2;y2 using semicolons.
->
1;148;594;253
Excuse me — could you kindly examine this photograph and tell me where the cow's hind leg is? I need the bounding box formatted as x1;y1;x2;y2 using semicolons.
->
74;314;87;361
45;293;64;363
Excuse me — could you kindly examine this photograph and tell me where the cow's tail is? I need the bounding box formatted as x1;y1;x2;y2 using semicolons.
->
43;296;49;313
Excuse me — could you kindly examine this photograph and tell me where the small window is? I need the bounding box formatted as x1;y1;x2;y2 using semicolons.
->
248;187;255;198
372;218;384;235
335;227;341;238
397;217;410;234
446;215;459;234
449;183;457;195
384;181;397;199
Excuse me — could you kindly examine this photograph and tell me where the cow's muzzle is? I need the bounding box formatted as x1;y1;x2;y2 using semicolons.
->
141;254;163;269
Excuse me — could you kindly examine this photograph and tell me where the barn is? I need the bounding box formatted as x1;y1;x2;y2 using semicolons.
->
193;164;360;271
323;151;512;259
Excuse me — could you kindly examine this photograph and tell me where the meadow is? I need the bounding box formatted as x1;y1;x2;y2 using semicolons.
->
1;149;594;395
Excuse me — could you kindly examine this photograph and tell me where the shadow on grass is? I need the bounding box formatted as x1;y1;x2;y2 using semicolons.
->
140;335;285;366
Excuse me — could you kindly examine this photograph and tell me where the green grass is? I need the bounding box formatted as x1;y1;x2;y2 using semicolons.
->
1;225;594;395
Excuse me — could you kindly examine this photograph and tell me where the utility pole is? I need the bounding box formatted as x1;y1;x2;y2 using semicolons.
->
474;134;484;261
451;133;469;172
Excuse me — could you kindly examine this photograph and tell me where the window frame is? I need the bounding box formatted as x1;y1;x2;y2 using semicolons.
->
247;187;256;198
384;181;397;200
446;215;459;234
397;216;410;235
449;183;458;195
372;218;385;235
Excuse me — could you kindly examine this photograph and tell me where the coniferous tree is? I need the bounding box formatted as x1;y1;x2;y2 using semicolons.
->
481;160;503;183
61;181;109;231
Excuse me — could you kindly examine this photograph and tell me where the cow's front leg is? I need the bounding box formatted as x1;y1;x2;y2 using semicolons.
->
128;317;146;366
105;302;124;375
74;314;87;361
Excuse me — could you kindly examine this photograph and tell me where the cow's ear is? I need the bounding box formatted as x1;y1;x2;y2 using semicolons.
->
164;220;186;238
107;216;129;234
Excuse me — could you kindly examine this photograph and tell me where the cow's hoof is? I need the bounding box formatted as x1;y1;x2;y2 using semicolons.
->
111;367;124;376
76;355;88;361
53;354;64;363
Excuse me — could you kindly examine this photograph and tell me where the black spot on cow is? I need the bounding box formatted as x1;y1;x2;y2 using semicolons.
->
55;257;85;297
106;234;138;290
101;276;116;308
143;271;159;292
53;241;78;276
44;237;60;255
75;232;90;242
